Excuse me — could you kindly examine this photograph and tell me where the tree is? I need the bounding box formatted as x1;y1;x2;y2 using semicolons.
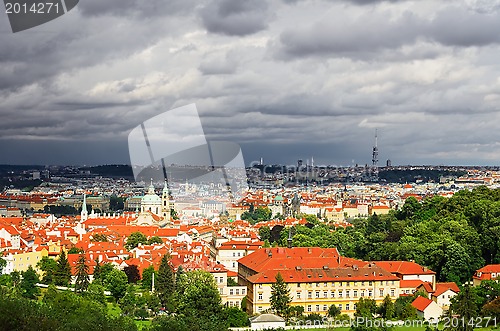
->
105;268;128;302
54;251;72;286
448;285;479;331
355;297;377;318
270;272;292;318
68;246;84;254
123;264;141;283
259;226;271;242
377;295;395;319
328;304;341;318
125;232;148;250
20;265;40;299
142;265;155;290
37;256;57;284
74;253;90;294
148;236;163;245
93;259;102;281
156;254;175;310
223;306;250;327
0;257;6;274
176;270;228;330
84;283;107;305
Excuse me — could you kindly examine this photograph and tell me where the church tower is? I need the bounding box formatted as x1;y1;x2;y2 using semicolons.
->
81;194;88;222
161;180;171;222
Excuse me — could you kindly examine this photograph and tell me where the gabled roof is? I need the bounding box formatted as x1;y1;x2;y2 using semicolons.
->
374;261;435;275
412;296;434;312
433;282;460;297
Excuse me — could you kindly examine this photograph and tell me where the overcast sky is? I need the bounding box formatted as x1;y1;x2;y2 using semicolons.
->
2;0;500;166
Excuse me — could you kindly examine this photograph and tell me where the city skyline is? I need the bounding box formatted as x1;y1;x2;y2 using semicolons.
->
2;0;500;166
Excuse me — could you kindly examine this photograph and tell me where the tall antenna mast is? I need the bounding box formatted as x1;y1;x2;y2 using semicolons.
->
371;129;379;181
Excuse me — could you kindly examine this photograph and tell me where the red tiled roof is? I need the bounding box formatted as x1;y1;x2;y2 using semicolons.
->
412;296;433;312
375;261;435;275
433;282;460;297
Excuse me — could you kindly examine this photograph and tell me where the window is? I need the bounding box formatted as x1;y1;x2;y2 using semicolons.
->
258;293;263;300
297;283;301;288
316;283;320;287
346;281;350;286
323;291;328;298
308;291;312;299
391;281;395;285
338;291;343;298
230;289;234;295
258;306;263;312
316;291;320;298
379;289;384;297
361;291;365;297
259;284;263;289
346;304;350;311
354;290;358;298
236;289;240;295
307;305;312;312
232;262;236;268
323;304;328;311
242;289;245;295
338;304;343;311
297;292;301;299
361;281;365;286
316;305;320;312
390;289;395;297
219;288;223;294
346;290;350;298
331;291;335;298
324;282;328;287
220;278;224;284
368;290;373;297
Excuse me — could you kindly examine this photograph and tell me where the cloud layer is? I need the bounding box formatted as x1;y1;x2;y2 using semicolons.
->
2;0;500;166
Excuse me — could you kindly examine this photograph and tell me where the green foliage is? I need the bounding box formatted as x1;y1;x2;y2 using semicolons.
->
148;236;163;245
84;283;107;305
270;272;292;318
227;277;238;287
142;265;155;290
173;270;228;331
259;226;271;242
125;232;148;250
328;304;341;318
75;253;90;294
222;306;249;327
156;254;175;310
241;206;272;224
105;269;128;302
355;297;377;318
448;285;479;331
54;251;72;287
37;256;57;284
68;246;84;254
377;295;395;319
20;265;40;299
0;257;6;274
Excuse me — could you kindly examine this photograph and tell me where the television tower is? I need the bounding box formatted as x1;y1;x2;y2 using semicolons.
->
371;129;379;181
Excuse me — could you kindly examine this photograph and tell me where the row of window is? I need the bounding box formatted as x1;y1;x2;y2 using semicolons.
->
256;303;354;313
229;288;246;296
295;281;396;288
257;289;396;301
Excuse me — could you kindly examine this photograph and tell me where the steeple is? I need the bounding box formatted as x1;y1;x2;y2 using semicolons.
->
81;193;88;222
161;179;171;222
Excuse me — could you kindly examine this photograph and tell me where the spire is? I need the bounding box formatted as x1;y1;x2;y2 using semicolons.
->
81;193;88;222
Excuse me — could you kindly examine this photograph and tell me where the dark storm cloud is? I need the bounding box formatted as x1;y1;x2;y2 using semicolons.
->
200;0;271;36
77;0;197;18
277;5;500;59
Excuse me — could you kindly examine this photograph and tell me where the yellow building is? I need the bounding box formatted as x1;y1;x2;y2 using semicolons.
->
238;247;400;316
8;247;49;274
